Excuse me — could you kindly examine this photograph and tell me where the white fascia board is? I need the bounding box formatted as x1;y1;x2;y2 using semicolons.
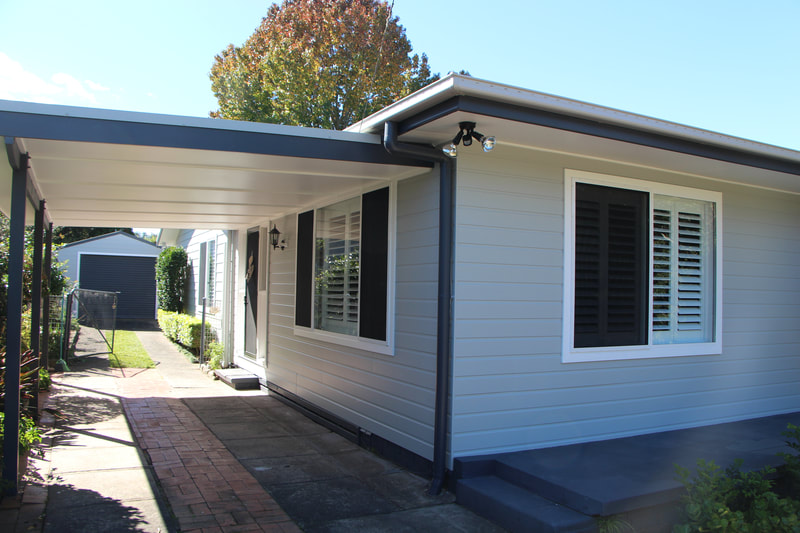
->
0;99;382;146
349;73;800;164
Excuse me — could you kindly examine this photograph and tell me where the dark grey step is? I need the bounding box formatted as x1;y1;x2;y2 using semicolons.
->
492;452;684;516
214;368;260;390
456;476;596;533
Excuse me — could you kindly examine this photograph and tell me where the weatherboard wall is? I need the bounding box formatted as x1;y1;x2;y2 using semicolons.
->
264;171;440;460
448;145;800;464
176;229;228;341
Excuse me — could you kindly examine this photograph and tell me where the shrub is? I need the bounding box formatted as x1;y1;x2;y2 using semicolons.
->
156;246;188;312
0;413;42;455
206;342;224;370
780;424;800;499
157;310;202;349
674;429;800;533
38;367;51;391
1;349;41;417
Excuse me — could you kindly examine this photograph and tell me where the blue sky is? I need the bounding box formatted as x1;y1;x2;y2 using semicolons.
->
1;0;799;151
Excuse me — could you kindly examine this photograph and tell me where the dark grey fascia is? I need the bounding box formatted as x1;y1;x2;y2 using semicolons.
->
0;110;432;168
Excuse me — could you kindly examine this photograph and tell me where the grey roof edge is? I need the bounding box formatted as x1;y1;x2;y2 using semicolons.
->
58;230;162;250
0;98;381;145
348;73;800;165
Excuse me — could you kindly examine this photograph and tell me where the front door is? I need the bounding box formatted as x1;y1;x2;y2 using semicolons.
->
244;229;259;357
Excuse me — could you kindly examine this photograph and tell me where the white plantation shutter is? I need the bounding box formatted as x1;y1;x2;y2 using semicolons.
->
314;197;361;336
652;195;715;344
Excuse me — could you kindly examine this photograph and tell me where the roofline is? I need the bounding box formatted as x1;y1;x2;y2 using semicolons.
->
58;230;162;250
348;73;800;168
0;99;430;168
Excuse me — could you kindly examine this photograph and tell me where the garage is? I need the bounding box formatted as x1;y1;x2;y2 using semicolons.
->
56;231;161;325
78;254;158;321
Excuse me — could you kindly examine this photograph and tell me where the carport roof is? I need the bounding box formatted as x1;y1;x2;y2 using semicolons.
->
0;100;430;229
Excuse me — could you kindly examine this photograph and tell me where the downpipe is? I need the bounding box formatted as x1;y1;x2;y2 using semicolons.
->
383;122;454;496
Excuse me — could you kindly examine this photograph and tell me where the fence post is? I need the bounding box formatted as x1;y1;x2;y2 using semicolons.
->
200;297;207;364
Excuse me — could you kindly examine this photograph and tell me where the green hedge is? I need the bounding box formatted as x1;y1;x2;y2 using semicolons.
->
156;246;188;312
157;310;202;349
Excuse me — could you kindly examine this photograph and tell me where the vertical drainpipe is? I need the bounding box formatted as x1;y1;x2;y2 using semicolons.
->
383;122;454;496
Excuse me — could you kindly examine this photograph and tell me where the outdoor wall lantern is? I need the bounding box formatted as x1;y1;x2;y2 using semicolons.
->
442;121;496;158
269;224;285;250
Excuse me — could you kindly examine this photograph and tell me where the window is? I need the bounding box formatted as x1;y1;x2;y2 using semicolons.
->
206;239;216;304
198;239;216;306
564;170;721;362
295;187;392;353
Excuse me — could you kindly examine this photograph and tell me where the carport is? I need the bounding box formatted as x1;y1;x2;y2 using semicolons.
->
0;99;430;493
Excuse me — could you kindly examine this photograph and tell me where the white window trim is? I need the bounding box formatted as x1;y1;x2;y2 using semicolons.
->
562;169;723;363
292;183;396;356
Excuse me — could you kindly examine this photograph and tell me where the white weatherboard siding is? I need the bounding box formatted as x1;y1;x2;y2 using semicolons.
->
265;172;440;459
450;145;800;462
177;229;227;341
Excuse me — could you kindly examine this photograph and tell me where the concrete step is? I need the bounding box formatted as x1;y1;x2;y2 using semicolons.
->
214;368;260;390
456;476;596;533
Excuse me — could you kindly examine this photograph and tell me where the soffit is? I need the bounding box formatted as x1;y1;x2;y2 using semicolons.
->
397;111;800;194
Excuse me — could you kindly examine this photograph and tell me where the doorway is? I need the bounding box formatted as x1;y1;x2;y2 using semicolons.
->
244;228;259;357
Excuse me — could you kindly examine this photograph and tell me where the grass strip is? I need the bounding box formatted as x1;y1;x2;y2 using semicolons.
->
106;330;156;368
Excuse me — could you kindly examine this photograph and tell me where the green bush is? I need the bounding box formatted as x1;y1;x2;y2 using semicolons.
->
38;367;51;391
780;424;800;499
156;246;188;312
0;412;42;455
157;310;202;349
206;341;224;370
673;426;800;533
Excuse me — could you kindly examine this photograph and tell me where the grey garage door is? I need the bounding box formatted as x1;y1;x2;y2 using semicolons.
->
79;255;157;320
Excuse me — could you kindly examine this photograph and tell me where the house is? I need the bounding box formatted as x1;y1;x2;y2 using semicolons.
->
157;228;232;352
2;75;798;518
55;230;161;324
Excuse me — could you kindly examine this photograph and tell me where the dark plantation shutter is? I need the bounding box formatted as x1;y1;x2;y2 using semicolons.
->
359;187;389;341
295;210;314;327
574;183;648;347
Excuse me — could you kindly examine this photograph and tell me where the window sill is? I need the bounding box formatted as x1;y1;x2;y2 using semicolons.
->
293;326;394;356
562;341;722;363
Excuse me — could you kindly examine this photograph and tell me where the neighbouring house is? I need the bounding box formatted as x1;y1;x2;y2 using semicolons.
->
56;230;161;324
2;74;798;522
157;228;232;354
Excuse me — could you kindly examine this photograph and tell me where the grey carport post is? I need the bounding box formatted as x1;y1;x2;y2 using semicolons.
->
3;140;28;494
2;138;48;496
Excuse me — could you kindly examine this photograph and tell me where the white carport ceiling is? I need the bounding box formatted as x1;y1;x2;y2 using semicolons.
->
0;101;430;229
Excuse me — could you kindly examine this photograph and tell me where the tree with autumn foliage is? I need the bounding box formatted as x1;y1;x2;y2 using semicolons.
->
210;0;438;130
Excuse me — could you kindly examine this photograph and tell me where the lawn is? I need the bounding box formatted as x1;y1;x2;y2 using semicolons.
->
106;330;156;368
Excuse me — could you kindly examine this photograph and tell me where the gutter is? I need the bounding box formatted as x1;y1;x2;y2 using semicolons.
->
354;74;800;167
383;121;454;496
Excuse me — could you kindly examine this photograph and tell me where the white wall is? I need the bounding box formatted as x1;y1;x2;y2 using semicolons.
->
449;144;800;462
262;171;440;460
177;229;228;344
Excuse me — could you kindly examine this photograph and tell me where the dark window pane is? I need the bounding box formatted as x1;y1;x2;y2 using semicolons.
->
295;210;314;327
574;183;648;347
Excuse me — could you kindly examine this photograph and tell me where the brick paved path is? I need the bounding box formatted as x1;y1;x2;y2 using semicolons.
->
124;397;299;533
